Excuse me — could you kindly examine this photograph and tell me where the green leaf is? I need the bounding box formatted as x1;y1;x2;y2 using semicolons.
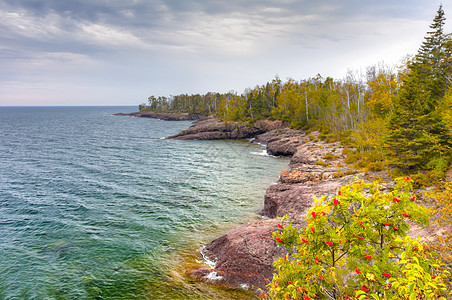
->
371;293;381;300
417;279;424;290
356;290;366;296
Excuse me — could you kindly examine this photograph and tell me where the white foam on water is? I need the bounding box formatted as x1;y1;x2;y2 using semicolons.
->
204;271;223;280
200;245;217;269
250;150;270;157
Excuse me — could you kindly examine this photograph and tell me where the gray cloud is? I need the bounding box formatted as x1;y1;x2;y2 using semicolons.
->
0;0;448;105
0;0;434;54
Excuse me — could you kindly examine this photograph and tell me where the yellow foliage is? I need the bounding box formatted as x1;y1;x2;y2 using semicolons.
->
366;73;398;117
441;89;452;126
351;117;387;153
314;161;330;167
423;180;452;264
344;118;387;171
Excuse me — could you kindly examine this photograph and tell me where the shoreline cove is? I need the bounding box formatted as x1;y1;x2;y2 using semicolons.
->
142;113;363;295
117;112;444;298
1;107;292;300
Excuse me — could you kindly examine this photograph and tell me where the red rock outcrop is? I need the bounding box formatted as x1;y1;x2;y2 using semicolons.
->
187;219;286;291
168;119;289;140
188;129;363;292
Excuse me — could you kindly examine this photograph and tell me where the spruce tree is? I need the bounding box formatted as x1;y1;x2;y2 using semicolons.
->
418;5;446;69
384;5;452;171
416;5;449;104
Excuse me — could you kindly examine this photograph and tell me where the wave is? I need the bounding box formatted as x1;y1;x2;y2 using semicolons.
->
250;150;270;156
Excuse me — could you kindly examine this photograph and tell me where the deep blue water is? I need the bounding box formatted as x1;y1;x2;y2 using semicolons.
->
0;107;288;299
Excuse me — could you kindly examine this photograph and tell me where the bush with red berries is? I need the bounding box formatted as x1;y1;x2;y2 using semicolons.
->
263;178;450;300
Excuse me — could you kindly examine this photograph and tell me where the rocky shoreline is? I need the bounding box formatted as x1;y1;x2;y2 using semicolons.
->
184;124;372;293
165;117;371;292
115;113;449;296
168;118;290;142
177;119;449;297
113;111;207;121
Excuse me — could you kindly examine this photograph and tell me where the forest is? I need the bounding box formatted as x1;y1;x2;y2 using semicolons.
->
139;6;452;181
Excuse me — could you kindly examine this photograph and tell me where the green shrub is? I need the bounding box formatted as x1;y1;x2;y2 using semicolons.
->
263;178;450;300
322;152;339;160
314;161;330;167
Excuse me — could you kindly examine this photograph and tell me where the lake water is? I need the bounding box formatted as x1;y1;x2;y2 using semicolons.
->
0;107;288;299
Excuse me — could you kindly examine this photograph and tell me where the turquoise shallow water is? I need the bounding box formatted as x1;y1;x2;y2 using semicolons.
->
0;107;289;299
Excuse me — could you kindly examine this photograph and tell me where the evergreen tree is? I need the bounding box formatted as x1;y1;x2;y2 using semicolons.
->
418;5;446;68
415;5;448;103
384;6;452;171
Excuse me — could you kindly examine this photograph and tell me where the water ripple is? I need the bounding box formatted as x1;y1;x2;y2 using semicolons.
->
0;107;288;299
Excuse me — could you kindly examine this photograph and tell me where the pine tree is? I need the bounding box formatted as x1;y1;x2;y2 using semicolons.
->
384;6;452;171
418;5;446;68
414;5;448;106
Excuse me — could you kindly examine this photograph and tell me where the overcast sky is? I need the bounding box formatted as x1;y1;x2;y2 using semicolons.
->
0;1;450;106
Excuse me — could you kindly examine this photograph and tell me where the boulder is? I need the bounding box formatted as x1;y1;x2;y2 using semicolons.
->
187;219;286;291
